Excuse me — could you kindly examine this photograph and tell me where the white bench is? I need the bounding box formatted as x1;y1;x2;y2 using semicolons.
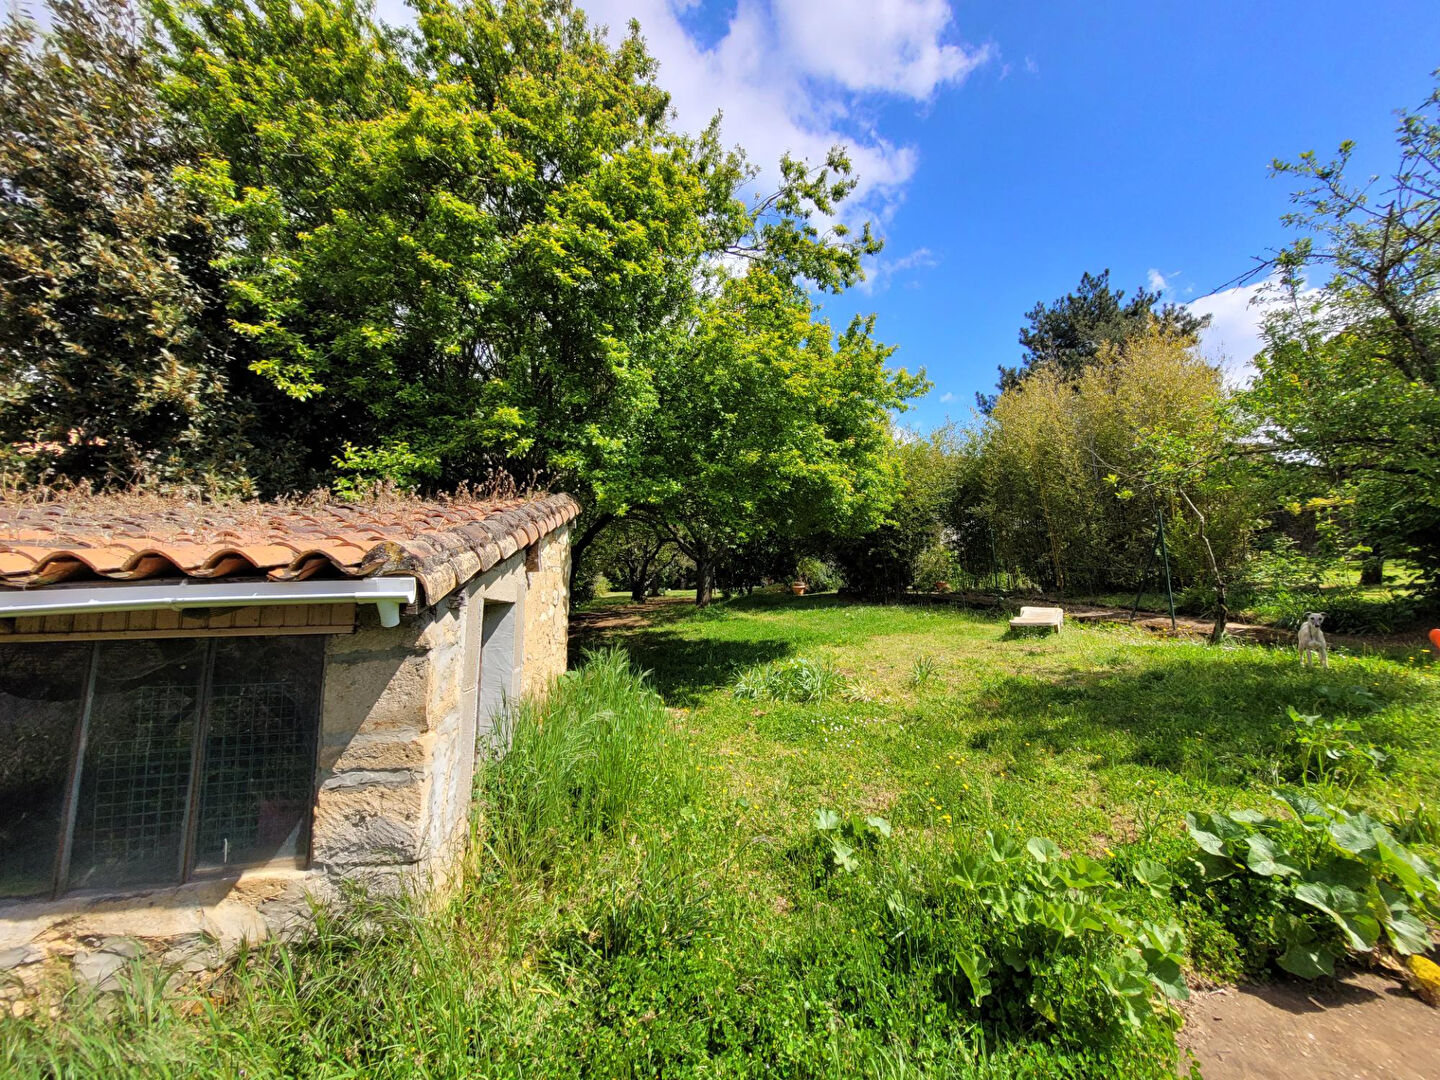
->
1009;605;1064;633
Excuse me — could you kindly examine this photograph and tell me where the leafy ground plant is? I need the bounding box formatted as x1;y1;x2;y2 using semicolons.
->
907;653;940;689
1289;705;1389;794
1181;790;1440;978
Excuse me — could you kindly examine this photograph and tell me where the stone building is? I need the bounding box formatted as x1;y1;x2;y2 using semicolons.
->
0;493;576;983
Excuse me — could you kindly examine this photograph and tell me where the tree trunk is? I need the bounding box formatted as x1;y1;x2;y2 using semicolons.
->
1359;557;1384;586
1209;582;1229;645
1177;490;1229;645
627;551;654;604
566;511;614;607
695;559;714;606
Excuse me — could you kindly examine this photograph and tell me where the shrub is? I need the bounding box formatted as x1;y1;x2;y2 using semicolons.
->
836;822;1190;1064
794;555;842;592
1175;790;1440;979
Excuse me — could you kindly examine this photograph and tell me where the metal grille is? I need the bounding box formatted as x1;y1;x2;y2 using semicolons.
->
77;685;194;880
9;635;324;895
195;682;314;867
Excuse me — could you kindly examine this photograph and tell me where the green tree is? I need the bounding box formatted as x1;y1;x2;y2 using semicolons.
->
979;269;1209;411
153;0;729;491
831;425;964;600
979;326;1253;624
151;0;882;509
629;269;925;605
1247;73;1440;592
0;0;262;490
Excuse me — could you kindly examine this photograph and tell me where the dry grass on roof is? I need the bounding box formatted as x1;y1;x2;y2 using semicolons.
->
0;475;545;542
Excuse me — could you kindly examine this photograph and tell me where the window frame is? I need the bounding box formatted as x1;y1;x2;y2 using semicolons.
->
0;635;326;901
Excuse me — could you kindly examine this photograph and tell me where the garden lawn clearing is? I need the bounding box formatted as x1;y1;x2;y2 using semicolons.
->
4;592;1437;1079
575;592;1438;859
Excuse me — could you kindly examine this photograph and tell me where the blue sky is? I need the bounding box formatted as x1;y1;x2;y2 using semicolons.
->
372;1;1440;428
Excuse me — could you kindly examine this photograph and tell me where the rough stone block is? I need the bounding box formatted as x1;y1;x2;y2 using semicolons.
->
312;776;426;866
322;652;430;737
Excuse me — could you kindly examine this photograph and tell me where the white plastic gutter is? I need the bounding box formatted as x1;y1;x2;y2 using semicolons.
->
0;577;418;628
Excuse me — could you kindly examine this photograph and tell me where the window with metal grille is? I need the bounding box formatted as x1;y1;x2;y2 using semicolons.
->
0;636;323;899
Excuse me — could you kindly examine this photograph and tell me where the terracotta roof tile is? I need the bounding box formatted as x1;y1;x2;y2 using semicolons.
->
0;493;580;606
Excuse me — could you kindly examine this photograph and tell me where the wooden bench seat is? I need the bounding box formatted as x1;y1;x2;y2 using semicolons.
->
1009;605;1064;632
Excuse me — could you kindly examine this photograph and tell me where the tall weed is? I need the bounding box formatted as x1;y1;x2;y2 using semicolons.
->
732;656;850;703
483;647;697;867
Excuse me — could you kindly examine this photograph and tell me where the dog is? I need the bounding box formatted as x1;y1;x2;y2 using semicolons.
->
1297;611;1329;669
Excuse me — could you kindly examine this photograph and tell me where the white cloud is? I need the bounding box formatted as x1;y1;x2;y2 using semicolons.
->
573;0;990;219
859;246;938;294
1187;281;1277;387
1146;267;1170;294
772;0;992;100
939;391;956;403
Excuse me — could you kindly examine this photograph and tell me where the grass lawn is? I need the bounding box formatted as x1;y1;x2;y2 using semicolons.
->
4;592;1437;1079
587;592;1437;850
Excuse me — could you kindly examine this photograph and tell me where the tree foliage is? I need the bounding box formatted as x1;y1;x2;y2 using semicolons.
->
630;269;925;604
980;270;1209;411
831;425;964;600
2;0;910;572
0;0;263;489
978;326;1253;608
1248;72;1440;592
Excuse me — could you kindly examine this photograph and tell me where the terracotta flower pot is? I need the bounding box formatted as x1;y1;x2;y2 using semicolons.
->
791;582;807;595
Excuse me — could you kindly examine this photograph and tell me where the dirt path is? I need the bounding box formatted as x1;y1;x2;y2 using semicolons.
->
1179;971;1440;1079
917;591;1429;652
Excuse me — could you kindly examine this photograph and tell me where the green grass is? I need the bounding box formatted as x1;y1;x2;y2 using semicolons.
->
3;596;1437;1078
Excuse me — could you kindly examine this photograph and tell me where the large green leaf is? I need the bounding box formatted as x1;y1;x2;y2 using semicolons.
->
1026;836;1062;863
1189;850;1236;882
1272;788;1331;827
955;947;992;1005
864;815;893;838
1277;942;1338;979
1058;854;1112;889
1293;882;1381;952
1382;904;1432;955
1099;954;1154;1029
985;829;1024;864
1246;834;1302;877
1378;882;1433;955
1327;816;1379;856
1376;836;1437;901
1185;812;1245;856
950;853;1000;891
1133;859;1175;899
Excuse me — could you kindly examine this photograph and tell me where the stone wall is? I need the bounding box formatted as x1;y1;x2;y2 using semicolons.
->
312;577;484;897
522;524;571;697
